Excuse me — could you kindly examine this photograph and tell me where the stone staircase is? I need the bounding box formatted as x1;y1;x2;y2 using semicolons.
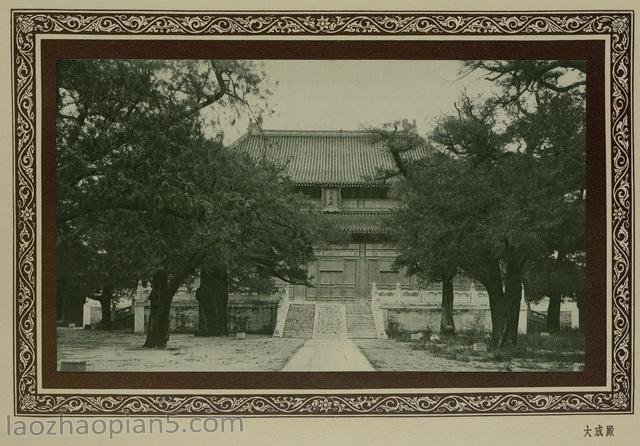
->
282;304;315;338
345;304;377;338
313;304;347;338
281;303;378;339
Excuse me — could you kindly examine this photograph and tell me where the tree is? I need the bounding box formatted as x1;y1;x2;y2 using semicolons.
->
191;153;325;337
390;157;469;336
460;60;585;114
382;85;584;348
56;59;265;324
387;139;515;345
507;91;586;332
430;92;585;346
369;60;586;347
56;207;156;328
466;60;586;333
56;59;322;347
436;60;586;342
525;251;585;333
371;111;523;346
370;121;461;335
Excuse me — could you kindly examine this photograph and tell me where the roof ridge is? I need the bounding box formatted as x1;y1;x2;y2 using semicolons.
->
251;129;373;137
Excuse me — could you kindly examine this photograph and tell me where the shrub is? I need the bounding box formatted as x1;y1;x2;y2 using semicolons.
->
386;317;402;339
466;313;489;338
419;326;433;341
521;330;584;351
386;316;411;341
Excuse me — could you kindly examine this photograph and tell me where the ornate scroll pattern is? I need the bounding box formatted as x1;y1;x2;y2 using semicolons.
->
12;11;632;415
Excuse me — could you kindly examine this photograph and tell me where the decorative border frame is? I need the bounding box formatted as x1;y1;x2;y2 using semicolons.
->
12;10;633;415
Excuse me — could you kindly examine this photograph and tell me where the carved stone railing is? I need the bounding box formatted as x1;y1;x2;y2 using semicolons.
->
272;298;291;337
371;281;495;308
371;281;529;333
369;288;387;339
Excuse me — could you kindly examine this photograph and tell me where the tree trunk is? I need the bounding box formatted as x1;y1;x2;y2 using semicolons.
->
546;289;562;333
495;255;524;348
99;286;113;330
57;269;69;321
56;292;64;321
61;290;84;326
546;252;564;333
480;258;505;349
143;250;208;348
143;270;172;348
195;286;211;335
576;293;585;332
440;275;455;335
57;251;80;324
196;260;229;336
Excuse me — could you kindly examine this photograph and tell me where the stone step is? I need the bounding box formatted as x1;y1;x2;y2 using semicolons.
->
282;304;315;338
345;306;377;339
348;332;377;338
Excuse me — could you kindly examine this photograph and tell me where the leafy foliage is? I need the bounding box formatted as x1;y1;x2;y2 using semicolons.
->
56;60;321;340
379;59;586;346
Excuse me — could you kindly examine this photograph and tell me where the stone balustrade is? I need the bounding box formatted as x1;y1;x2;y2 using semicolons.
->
370;281;504;309
370;281;529;334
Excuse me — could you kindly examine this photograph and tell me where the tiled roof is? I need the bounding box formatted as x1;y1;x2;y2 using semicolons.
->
230;129;429;186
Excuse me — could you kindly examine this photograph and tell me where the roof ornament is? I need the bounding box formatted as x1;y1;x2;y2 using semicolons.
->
248;120;260;135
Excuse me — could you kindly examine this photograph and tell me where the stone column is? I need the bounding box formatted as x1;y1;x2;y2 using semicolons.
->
133;280;146;333
369;282;387;339
356;242;368;301
563;300;580;329
272;296;290;337
517;289;528;334
134;305;145;333
135;280;144;302
571;304;580;329
82;298;91;328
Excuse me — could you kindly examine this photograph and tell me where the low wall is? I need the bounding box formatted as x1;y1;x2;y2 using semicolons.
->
83;302;102;327
139;301;199;333
382;306;494;335
530;297;580;330
560;310;572;327
134;295;280;334
227;296;280;335
82;299;133;328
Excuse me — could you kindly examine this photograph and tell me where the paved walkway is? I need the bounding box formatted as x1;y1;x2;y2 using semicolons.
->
281;339;374;371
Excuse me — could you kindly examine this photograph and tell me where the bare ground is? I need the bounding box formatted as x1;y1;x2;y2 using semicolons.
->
353;339;575;372
57;328;305;372
57;329;574;372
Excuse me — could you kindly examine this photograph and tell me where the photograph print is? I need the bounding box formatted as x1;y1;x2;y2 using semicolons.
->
9;9;633;419
56;57;588;374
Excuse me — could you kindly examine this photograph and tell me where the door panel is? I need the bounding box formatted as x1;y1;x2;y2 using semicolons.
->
344;260;356;285
304;258;357;301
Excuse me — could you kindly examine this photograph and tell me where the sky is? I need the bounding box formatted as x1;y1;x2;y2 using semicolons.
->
220;60;497;143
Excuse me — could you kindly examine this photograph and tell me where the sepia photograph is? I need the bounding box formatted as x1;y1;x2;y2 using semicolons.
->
9;8;633;423
55;57;587;374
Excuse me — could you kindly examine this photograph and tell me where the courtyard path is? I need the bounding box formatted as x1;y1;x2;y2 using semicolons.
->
281;339;374;371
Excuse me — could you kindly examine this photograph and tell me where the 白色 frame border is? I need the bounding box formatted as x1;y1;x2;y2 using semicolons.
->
11;10;633;416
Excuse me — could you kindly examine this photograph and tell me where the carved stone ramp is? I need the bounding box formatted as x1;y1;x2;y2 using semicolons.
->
313;304;346;338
